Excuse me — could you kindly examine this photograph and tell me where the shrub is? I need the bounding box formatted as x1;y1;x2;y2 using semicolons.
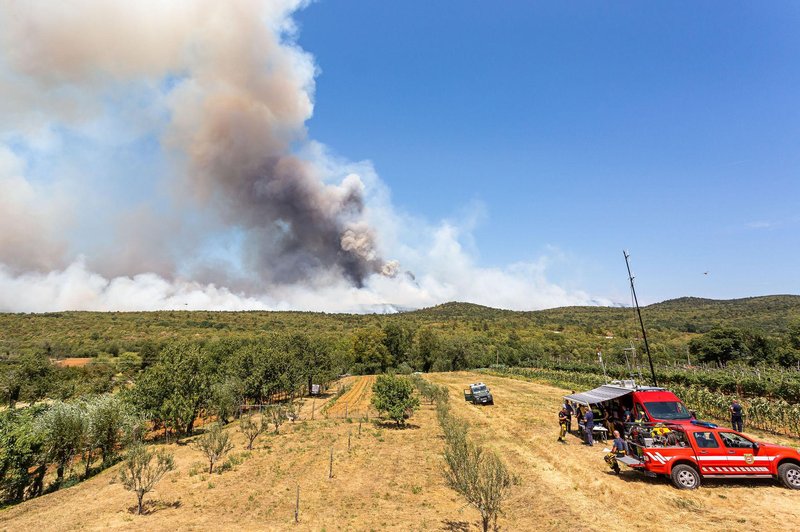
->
37;401;84;486
239;412;265;450
83;394;137;469
266;405;287;434
193;423;233;474
119;444;175;515
438;394;513;532
371;374;419;426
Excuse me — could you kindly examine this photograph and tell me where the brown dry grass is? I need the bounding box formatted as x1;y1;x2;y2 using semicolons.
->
426;371;800;532
1;372;798;531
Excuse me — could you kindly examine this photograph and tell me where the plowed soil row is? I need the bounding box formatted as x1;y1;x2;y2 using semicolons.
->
326;375;376;418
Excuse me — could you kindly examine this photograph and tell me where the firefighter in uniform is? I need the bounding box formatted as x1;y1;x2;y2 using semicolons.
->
558;405;568;443
604;430;627;473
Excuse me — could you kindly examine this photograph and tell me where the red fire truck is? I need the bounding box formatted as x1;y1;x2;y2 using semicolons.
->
615;421;800;489
565;381;694;426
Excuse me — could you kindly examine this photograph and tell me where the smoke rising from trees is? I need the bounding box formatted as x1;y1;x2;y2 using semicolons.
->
0;0;390;286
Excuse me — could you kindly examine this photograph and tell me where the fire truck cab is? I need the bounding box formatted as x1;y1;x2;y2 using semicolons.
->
617;421;800;490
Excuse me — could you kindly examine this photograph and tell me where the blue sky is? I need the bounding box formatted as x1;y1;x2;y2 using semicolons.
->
294;1;800;302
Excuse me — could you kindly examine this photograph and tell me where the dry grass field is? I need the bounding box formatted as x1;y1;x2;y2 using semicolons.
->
1;372;798;531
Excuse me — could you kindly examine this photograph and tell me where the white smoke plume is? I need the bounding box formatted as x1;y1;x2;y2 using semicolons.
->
0;1;605;313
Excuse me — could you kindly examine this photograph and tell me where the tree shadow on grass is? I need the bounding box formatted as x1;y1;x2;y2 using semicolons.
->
127;499;182;515
373;420;421;430
441;519;471;531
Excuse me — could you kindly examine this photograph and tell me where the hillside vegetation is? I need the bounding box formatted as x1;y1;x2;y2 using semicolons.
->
2;296;799;374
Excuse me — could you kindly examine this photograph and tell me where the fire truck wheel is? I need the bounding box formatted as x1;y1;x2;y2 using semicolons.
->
778;463;800;489
670;464;700;490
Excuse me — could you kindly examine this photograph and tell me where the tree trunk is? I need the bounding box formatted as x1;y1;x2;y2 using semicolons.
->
56;462;65;485
30;464;46;497
84;451;93;479
137;491;144;515
482;515;490;532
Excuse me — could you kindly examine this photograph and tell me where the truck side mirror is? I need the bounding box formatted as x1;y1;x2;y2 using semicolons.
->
752;442;759;453
690;411;696;419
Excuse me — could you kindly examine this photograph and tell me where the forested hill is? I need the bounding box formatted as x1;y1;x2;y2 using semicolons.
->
1;295;799;365
412;295;800;333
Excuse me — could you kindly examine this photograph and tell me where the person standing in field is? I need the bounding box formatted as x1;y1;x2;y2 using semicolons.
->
730;399;744;432
564;401;574;434
558;405;569;443
584;407;595;446
575;404;584;435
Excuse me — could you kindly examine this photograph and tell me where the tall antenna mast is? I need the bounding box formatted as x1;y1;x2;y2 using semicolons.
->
623;250;658;387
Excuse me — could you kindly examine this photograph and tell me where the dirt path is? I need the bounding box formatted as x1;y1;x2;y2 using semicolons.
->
428;371;800;532
326;375;376;418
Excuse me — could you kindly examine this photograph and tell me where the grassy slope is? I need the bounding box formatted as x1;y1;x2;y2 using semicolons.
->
2;373;798;531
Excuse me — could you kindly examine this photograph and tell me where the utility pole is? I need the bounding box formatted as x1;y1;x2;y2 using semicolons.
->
598;350;608;383
624;250;658;387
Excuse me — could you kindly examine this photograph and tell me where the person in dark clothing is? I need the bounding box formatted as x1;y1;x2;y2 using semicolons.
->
730;399;744;432
564;401;574;434
584;408;595;446
604;430;628;473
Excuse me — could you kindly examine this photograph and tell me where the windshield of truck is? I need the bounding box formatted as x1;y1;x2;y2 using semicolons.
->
473;385;488;393
643;401;692;420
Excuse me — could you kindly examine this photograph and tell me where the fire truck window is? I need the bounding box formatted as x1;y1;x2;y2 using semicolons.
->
719;432;754;449
693;432;719;448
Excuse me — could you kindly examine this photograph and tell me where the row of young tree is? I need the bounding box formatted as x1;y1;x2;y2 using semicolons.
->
0;394;138;503
0;333;342;504
412;377;514;532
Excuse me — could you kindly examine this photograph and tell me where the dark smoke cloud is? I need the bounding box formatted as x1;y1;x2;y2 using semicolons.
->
0;0;394;287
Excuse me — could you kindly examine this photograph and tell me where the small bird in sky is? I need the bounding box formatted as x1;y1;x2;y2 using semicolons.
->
703;271;709;275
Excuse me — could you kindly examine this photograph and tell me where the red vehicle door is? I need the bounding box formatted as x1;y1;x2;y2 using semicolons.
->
717;431;767;475
690;430;727;475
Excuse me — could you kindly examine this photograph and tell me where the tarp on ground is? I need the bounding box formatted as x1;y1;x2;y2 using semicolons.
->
564;385;633;406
